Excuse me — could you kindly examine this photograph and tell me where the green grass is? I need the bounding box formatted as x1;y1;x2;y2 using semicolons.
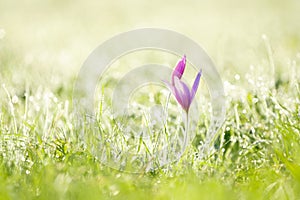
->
1;0;300;199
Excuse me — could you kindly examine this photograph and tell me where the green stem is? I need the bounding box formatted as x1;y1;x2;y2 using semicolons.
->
183;111;189;152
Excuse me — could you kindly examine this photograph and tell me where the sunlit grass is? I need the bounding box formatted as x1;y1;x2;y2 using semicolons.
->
1;0;300;199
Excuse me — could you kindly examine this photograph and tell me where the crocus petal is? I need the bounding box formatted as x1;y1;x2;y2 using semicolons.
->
172;55;186;85
163;79;185;110
190;70;202;101
173;87;184;109
174;76;192;112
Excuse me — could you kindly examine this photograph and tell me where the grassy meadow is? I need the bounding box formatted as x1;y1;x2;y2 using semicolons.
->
0;0;300;199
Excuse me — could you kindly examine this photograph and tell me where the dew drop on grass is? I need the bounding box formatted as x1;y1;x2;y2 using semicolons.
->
29;96;34;102
234;74;240;80
253;98;259;103
109;185;119;196
12;95;19;104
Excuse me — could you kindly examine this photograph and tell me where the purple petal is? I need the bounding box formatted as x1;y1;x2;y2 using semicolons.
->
174;76;191;112
172;55;186;85
173;87;184;109
190;70;202;101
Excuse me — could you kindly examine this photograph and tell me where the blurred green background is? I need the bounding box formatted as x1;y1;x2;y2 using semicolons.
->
1;1;300;199
1;0;299;77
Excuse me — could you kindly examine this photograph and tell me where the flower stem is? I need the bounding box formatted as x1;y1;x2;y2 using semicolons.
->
183;111;189;153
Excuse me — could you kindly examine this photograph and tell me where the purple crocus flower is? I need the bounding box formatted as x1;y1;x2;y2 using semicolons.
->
172;55;186;85
164;56;202;113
